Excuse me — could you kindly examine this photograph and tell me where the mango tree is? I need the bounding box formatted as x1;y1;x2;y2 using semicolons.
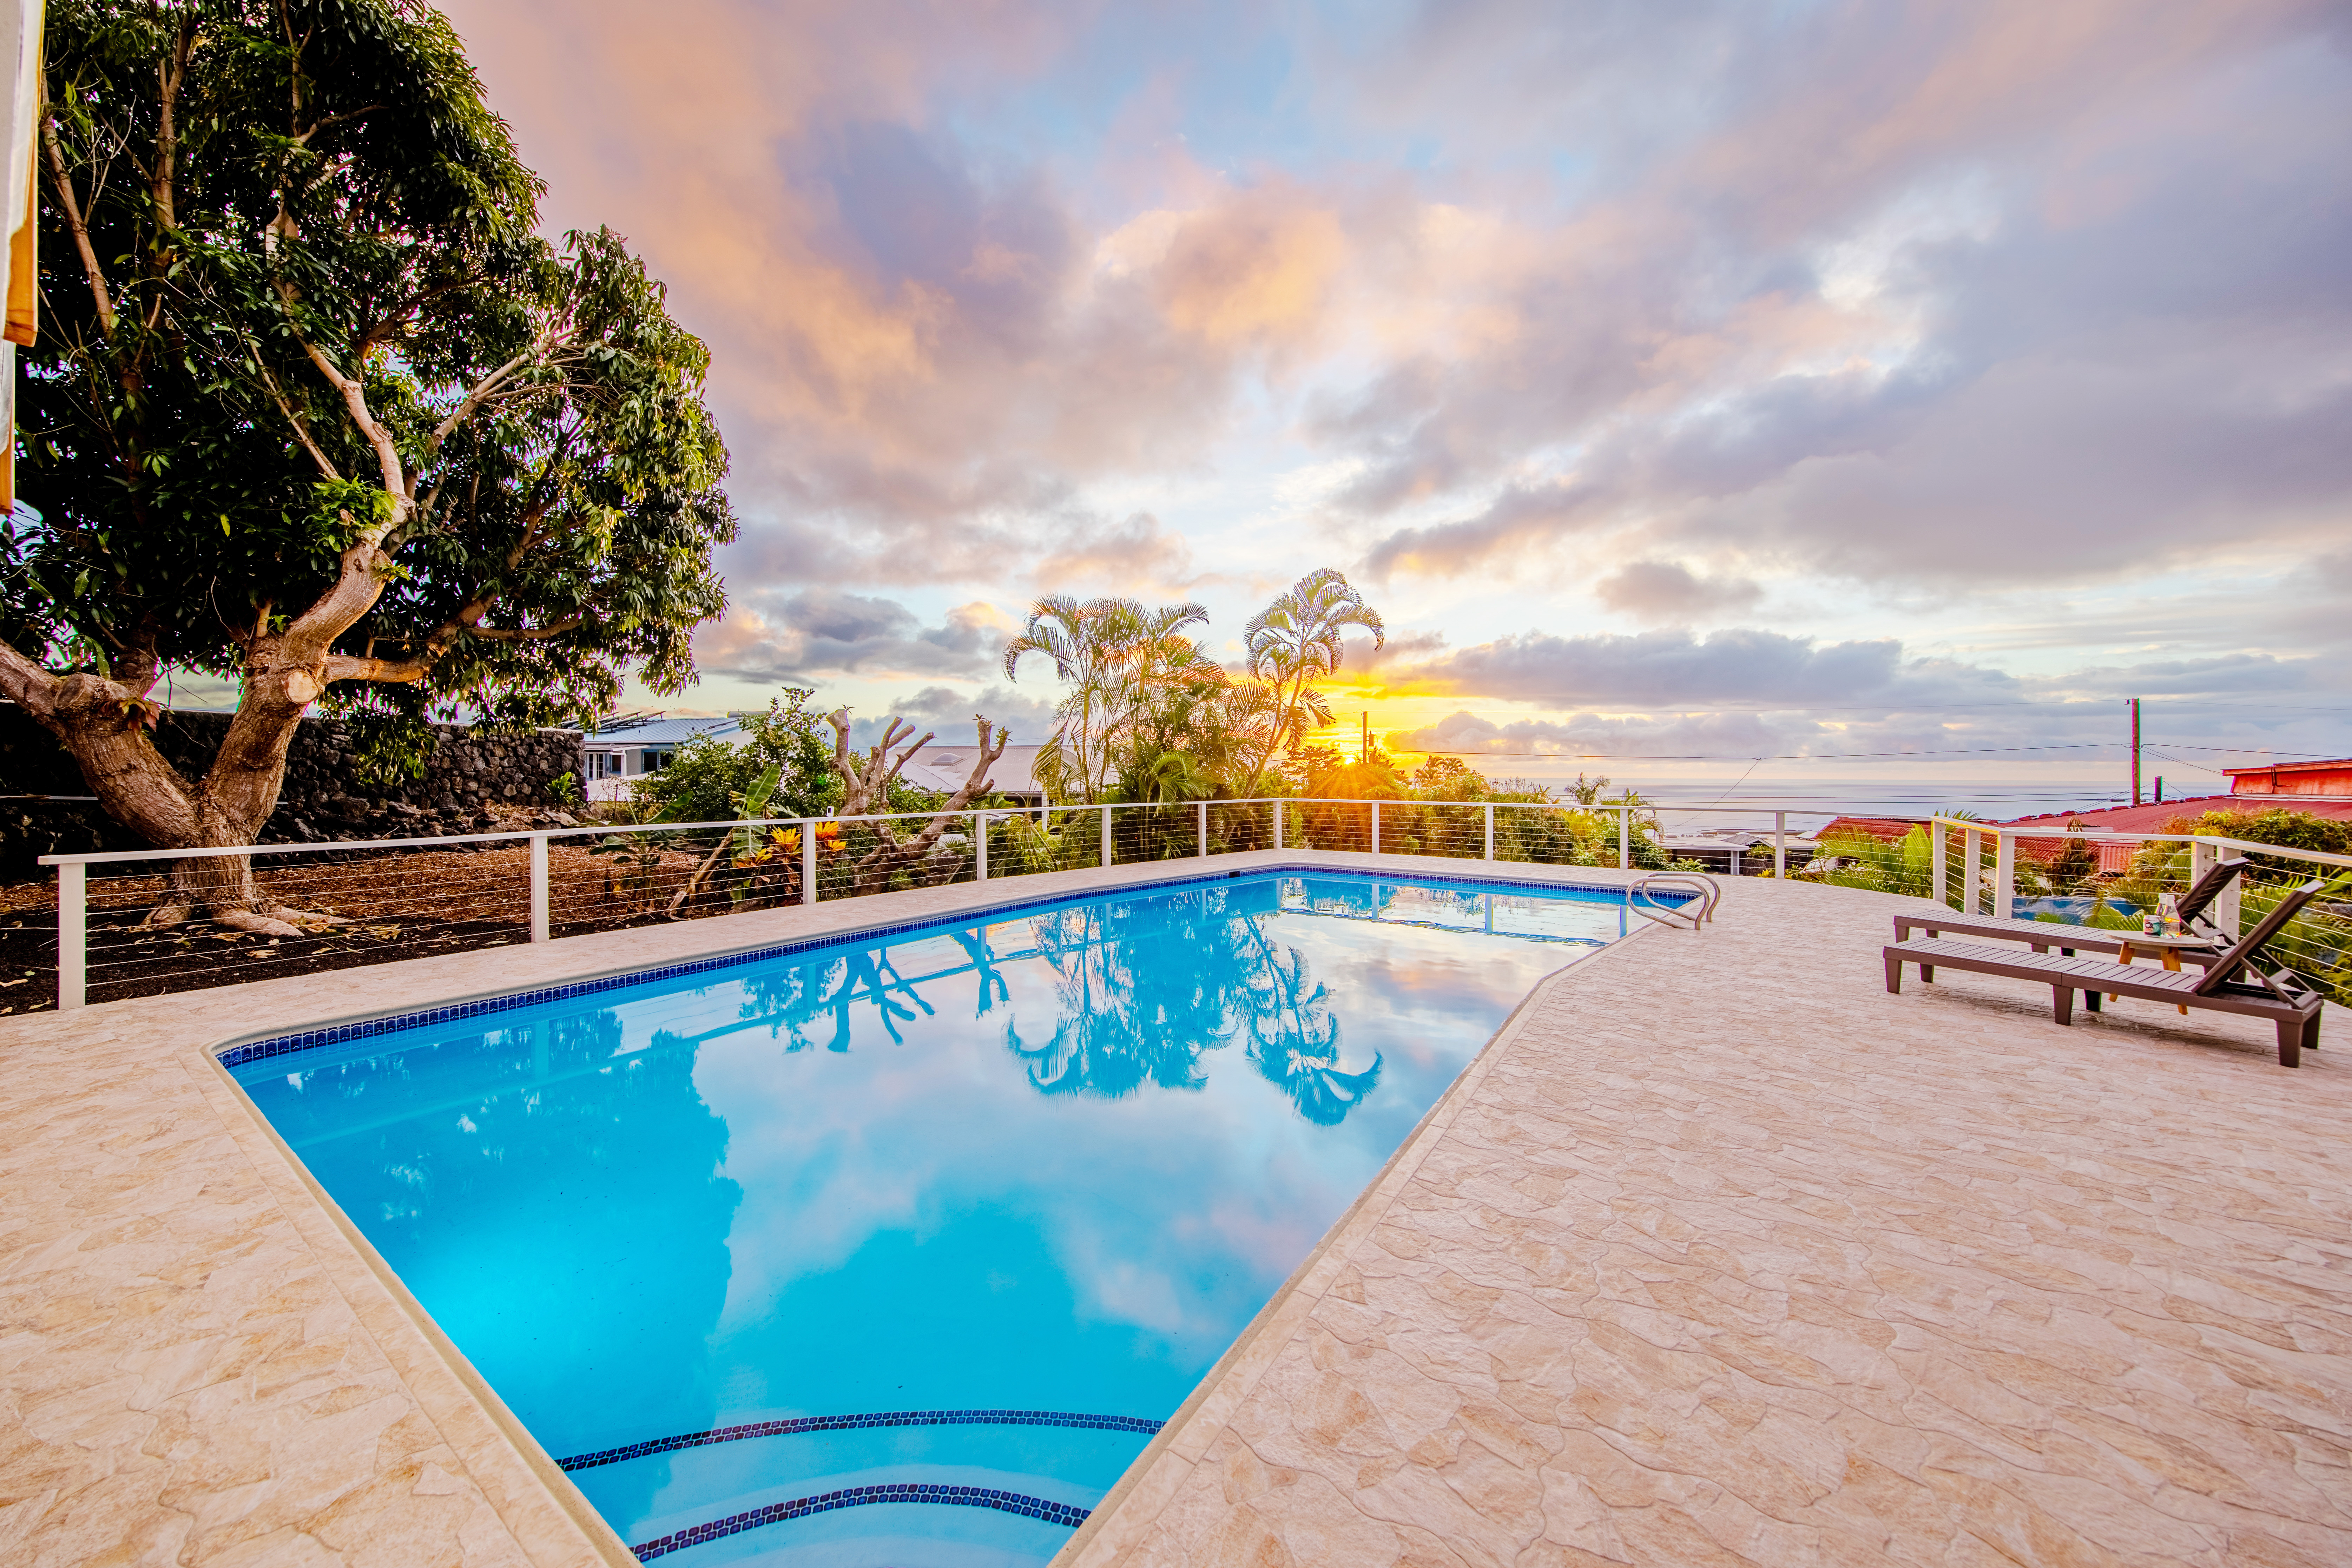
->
0;0;734;931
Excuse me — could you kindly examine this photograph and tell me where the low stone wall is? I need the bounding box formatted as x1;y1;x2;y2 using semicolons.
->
1;705;583;875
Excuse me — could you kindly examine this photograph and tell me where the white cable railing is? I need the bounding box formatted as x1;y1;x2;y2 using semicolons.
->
29;796;1844;1010
1929;815;2352;922
45;799;2345;1014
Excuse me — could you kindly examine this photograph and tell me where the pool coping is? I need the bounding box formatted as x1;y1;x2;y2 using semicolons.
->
188;849;1664;1567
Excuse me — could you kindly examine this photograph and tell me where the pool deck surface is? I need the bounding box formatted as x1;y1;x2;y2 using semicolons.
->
2;854;2346;1567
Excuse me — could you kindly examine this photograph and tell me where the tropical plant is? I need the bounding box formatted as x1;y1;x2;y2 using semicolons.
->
631;690;838;826
2;1;734;933
1002;595;1216;802
661;763;846;915
1803;826;1934;897
1240;569;1384;794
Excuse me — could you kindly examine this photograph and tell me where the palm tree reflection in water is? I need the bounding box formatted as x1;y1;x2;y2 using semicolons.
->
726;890;1382;1123
1018;894;1380;1119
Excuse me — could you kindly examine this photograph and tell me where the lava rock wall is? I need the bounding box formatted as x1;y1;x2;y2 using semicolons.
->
1;705;584;875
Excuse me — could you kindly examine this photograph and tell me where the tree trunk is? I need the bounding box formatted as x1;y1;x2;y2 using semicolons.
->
826;711;1009;897
20;656;335;935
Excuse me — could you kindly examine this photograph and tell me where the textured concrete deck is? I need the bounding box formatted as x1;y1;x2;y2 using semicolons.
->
2;858;2345;1567
1063;875;2352;1568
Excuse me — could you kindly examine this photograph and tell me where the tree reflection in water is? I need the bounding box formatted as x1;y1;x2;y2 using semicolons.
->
1228;924;1382;1125
732;926;1012;1053
718;887;1383;1122
1014;894;1252;1097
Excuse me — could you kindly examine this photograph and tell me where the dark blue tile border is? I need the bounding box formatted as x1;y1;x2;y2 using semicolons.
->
558;1408;1162;1473
217;862;1663;1071
633;1483;1090;1558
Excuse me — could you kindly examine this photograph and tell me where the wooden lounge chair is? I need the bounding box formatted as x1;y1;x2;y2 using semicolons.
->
1883;879;2327;1067
1889;856;2247;955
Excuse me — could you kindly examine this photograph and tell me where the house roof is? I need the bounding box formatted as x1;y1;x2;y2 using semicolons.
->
1998;795;2352;834
898;741;1047;798
577;716;744;747
1816;815;1929;844
2221;757;2352;780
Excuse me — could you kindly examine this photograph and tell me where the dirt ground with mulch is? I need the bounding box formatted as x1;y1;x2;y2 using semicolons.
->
0;841;772;1015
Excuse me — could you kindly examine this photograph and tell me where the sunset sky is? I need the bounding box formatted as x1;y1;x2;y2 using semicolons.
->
440;0;2352;810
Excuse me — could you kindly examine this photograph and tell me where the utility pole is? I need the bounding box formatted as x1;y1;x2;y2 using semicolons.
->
1361;712;1371;765
2128;697;2142;806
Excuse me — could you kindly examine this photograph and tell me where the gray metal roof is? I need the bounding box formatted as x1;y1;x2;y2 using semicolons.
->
898;742;1047;798
577;716;745;747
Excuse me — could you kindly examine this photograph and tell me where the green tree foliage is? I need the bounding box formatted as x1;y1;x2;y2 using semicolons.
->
1002;595;1225;802
1241;568;1383;794
0;1;734;925
629;692;839;826
1806;826;1935;896
2161;807;2352;859
1002;569;1385;809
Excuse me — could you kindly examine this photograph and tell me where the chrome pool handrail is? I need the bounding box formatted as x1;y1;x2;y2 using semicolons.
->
1630;872;1721;930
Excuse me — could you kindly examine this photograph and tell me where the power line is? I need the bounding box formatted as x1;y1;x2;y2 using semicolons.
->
1336;699;2352;717
1354;742;2338;764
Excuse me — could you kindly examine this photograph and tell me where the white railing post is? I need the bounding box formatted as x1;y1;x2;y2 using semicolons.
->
1197;799;1208;859
1484;803;1495;861
1774;811;1786;879
2208;836;2242;937
57;862;86;1012
1993;830;2015;921
1618;798;1632;871
1370;800;1381;855
1101;803;1113;867
1272;799;1284;851
975;810;988;881
1963;827;1982;915
1931;819;1948;905
528;833;549;943
801;818;818;904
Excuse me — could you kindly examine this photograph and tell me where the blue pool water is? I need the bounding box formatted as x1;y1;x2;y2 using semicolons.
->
229;871;1636;1566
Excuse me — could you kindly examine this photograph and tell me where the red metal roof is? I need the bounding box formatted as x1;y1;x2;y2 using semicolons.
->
1991;793;2352;875
1816;815;1929;844
2000;795;2352;834
2221;758;2352;796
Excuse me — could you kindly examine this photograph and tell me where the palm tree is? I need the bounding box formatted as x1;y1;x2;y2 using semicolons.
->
1003;595;1213;801
1241;569;1385;795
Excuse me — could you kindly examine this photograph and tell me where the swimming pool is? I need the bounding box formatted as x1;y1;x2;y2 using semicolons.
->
225;869;1642;1566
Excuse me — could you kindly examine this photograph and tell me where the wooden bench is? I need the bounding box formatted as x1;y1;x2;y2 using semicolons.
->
1883;880;2327;1068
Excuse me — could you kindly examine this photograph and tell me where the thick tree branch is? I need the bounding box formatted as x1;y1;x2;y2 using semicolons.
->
0;640;65;725
151;18;197;237
113;619;163;701
281;301;409;512
279;542;390;668
0;644;199;845
257;363;340;479
466;618;582;641
41;117;114;335
323;651;427;683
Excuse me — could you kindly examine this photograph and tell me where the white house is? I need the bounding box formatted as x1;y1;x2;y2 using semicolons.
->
577;714;744;801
